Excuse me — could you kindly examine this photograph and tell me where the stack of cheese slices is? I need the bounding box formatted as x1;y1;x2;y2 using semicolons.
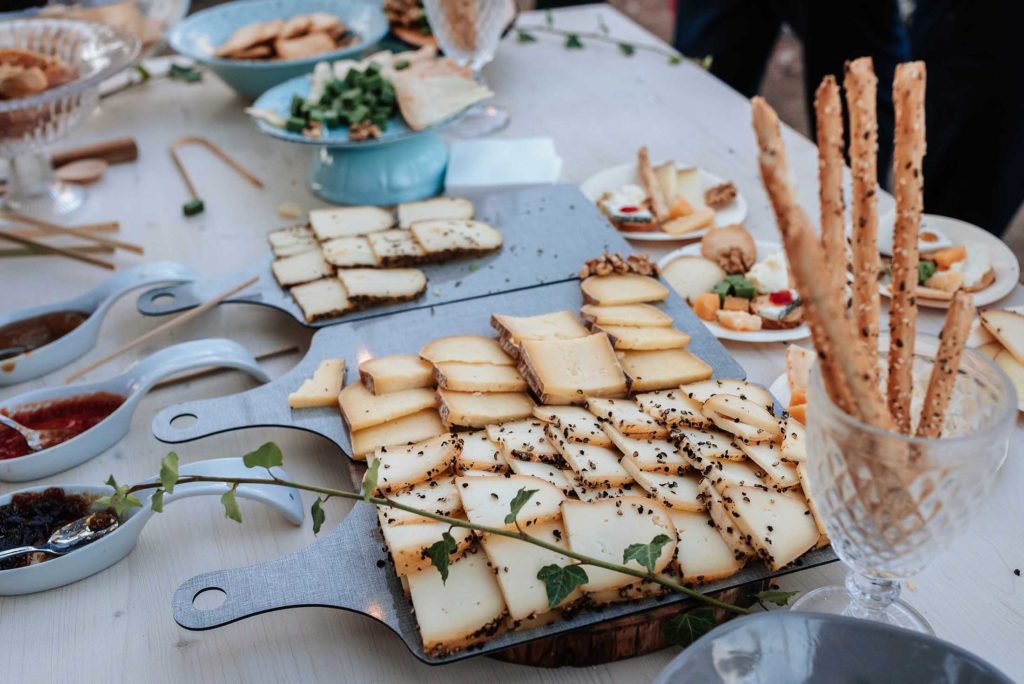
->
268;197;502;322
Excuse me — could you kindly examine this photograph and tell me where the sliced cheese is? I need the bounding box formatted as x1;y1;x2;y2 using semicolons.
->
309;205;394;240
367;229;428;266
553;441;632;488
380;513;475;575
622;459;702;511
720;485;820;570
434;362;527;393
580;274;669;306
533;405;612;446
736;440;800;489
337;268;426;305
272;250;333;287
980;309;1024;365
378;477;463;525
268;225;317;257
796;463;831;548
635;389;711;429
456;474;566;530
350;409;445;459
670;510;746;584
596;325;691;351
701;394;782;443
518;333;628;404
359;354;435;395
410;219;503;256
619;348;713;392
486;420;560;463
339;381;436;431
456;430;509;473
696;478;754;558
505;459;575;496
322;236;379;267
581;303;674;328
570;480;639;502
437;390;535;428
780;417;807;462
603;424;688;475
699;458;766;492
586;397;667;438
682;379;774;411
371;433;460;494
289;277;351;322
672;426;745;464
287;359;346;408
398;196;474;228
420;335;514;366
491;310;589;349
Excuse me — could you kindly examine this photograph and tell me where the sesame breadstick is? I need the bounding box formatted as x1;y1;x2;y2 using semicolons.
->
814;75;848;305
887;61;927;433
917;291;975;438
637;145;669;222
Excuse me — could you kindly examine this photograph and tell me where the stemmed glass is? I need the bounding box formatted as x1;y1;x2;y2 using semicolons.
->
421;0;515;137
793;337;1016;633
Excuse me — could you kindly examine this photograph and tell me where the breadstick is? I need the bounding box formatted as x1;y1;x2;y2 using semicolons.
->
844;57;882;379
917;291;975;438
752;97;891;429
814;75;848;304
887;61;927;433
637;145;669;222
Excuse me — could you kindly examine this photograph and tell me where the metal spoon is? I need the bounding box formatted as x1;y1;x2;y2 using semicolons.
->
0;414;63;452
0;512;120;561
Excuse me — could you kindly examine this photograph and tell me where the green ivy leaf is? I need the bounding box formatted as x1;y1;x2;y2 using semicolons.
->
221;485;242;523
97;475;143;517
537;564;588;609
516;30;536;43
168;63;202;83
565;34;584;49
505;488;538;525
618;43;635;57
545;9;554;27
623;533;673;573
362;458;381;502
151;488;165;513
160;452;179;494
133;63;150;82
243;442;283;470
311;497;326;535
669;54;684;65
664;606;717;645
755;589;798;607
426;531;458;583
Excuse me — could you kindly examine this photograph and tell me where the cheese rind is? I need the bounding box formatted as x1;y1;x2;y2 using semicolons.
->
359;354;435;395
287;359;346;408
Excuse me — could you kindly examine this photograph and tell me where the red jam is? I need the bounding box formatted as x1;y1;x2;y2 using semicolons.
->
769;290;794;305
0;392;125;460
0;488;95;570
618;206;640;214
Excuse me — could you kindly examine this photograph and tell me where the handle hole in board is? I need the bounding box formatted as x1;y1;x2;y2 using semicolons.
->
170;413;197;429
151;293;176;306
193;587;227;610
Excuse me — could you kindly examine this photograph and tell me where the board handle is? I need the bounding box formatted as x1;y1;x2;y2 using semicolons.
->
135;260;266;316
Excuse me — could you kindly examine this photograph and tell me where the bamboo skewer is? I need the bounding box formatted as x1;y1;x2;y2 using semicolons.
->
0;244;114;258
0;212;141;255
4;222;119;239
0;229;114;270
170;135;264;213
64;276;260;383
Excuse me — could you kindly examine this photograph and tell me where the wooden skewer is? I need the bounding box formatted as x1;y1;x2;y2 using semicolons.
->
916;291;975;438
0;244;114;258
170;135;264;201
4;222;119;239
152;345;300;390
814;75;848;309
64;275;260;383
0;211;142;255
0;229;114;270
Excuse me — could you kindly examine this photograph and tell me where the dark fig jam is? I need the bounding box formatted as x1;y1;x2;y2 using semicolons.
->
0;391;125;460
0;488;98;570
0;311;89;361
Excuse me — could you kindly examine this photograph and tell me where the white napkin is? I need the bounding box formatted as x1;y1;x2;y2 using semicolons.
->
444;138;563;193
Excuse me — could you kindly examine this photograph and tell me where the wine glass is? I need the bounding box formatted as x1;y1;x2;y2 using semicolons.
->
792;337;1016;633
421;0;515;137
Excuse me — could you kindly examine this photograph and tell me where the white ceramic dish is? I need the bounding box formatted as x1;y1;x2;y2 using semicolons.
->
579;160;747;242
658;240;812;343
877;213;1019;309
0;262;197;386
0;457;303;595
0;339;269;482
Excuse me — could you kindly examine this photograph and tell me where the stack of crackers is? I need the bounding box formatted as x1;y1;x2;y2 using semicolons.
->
214;13;358;61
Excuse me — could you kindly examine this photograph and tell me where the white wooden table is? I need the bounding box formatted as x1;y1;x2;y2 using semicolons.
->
2;6;1021;682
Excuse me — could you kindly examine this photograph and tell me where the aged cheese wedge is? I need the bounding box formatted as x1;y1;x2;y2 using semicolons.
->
596;325;691;351
518;334;628;404
359;354;435;395
272;250;333;287
337;268;427;306
370;433;460;494
602;424;688;475
505;459;575;495
552;441;632;488
720;485;821;570
322;236;379;267
456;474;566;530
437;390;535;428
622;459;702;511
533;406;612;446
309;205;394;240
366;229;429;266
780;418;807;462
696;478;754;558
701;394;782;443
406;550;507;655
268;225;317;257
580;274;669;306
287;359;345;408
580;303;673;328
350;409;445;459
682;379;774;411
420;335;514;366
670;510;746;584
635;390;710;429
699;458;766;492
380;513;475;575
491;310;589;350
672;426;745;464
481;520;581;621
619;348;713;392
586;397;667;438
398;196;475;228
570;480;639;502
378;477;463;525
796;463;831;548
339;382;436;431
736;440;800;489
561;496;677;592
486;420;561;463
289;277;352;322
410;219;503;257
980;309;1024;364
434;362;527;393
456;430;509;473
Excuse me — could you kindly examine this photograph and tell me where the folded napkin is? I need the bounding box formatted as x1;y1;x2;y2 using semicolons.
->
444;138;563;194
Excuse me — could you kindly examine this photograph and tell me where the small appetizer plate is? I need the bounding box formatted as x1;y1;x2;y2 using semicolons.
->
877;213;1019;309
0;261;198;386
579;160;747;242
659;241;811;343
0;457;304;595
0;339;269;482
769;373;791;409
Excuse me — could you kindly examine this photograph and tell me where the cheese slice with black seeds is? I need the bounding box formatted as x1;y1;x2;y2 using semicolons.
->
570;479;640;502
553;441;632;488
670;510;746;584
456;430;509;473
682;379;774;411
309;205;394;240
720;485;821;570
272;249;333;287
586;397;667;438
367;229;429;266
359;354;435;395
370;433;460;494
796;464;830;548
287;359;346;408
736;440;800;489
533;406;612;446
672;427;746;464
379;511;475;575
701;394;782;443
486;420;560;463
696;478;754;559
622;459;702;511
456;474;566;530
290;277;352;322
698;458;767;492
322;236;379;267
780;418;807;462
337;268;427;305
505;460;575;496
602;424;688;475
379;477;463;525
410;219;503;257
635;390;711;429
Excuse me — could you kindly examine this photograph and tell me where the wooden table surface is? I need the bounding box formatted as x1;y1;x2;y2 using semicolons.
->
2;6;1021;682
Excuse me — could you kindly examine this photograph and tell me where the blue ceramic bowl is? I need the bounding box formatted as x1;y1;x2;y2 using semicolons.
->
168;0;388;99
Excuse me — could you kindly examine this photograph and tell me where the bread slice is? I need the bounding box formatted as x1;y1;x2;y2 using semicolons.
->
337;268;427;306
434;362;527;393
670;510;746;584
370;433;460;494
595;325;691;351
268;225;318;257
682;379;774;411
437;390;535;428
287;359;345;408
622;459;701;511
518;334;628;404
398;197;475;228
289;277;352;322
780;418;806;462
586;397;667;438
309;205;394;240
634;390;710;429
486;420;561;464
551;441;632;488
602;424;688;475
350;409;444;459
456;474;566;530
660;255;727;305
580;303;673;328
491;311;589;350
339;382;436;432
378;477;463;525
580;274;669;306
672;426;745;465
505;459;575;496
380;513;475;575
619;349;713;392
322;236;379;268
701;395;782;443
272;250;333;287
420;335;514;366
359;354;435;395
367;229;429;267
735;440;799;489
410;219;503;258
720;485;820;570
980;309;1024;364
696;478;754;559
533;405;612;446
456;430;508;474
561;496;676;592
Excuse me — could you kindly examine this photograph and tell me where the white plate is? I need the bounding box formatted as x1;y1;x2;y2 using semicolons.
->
877;213;1020;308
579;160;747;242
769;373;790;408
658;240;812;343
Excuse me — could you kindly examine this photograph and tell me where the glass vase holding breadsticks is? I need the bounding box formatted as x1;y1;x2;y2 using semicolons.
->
792;338;1016;633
